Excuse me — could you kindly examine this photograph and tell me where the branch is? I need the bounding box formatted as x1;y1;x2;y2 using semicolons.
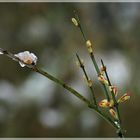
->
73;13;110;101
76;53;98;107
0;47;118;131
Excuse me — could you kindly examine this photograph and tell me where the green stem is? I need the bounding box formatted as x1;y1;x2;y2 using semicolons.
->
74;11;87;42
73;14;124;137
76;53;98;107
76;18;110;102
101;59;116;103
101;59;124;137
90;53;100;74
33;66;118;130
88;104;119;129
33;68;119;131
33;66;90;105
35;66;123;137
79;24;87;42
32;66;119;130
90;53;110;101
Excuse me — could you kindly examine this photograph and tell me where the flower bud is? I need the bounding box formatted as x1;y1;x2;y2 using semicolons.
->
98;99;110;108
14;51;37;67
98;75;109;85
86;40;92;47
109;108;118;120
86;40;93;53
87;79;93;87
109;86;118;97
117;93;130;103
71;18;79;26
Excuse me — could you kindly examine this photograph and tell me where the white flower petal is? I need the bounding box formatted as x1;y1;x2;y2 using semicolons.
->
14;51;38;67
31;53;37;59
0;51;3;54
30;53;37;63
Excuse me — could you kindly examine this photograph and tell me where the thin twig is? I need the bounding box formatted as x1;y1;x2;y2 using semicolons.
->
34;66;90;105
90;53;110;101
76;53;98;107
74;13;110;101
101;59;124;137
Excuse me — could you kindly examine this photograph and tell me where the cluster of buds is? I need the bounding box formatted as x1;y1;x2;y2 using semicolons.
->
99;91;130;119
98;64;130;119
71;15;130;125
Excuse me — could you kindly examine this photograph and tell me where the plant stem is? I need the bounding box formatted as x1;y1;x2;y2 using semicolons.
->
76;53;97;107
32;66;118;130
90;53;110;101
88;104;119;129
32;68;119;131
101;59;124;137
33;66;90;105
75;15;110;101
101;59;116;103
73;13;125;137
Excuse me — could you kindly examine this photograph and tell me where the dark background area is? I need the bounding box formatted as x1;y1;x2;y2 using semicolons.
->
0;3;139;137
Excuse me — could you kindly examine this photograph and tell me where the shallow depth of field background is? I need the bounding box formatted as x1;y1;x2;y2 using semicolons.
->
0;3;139;137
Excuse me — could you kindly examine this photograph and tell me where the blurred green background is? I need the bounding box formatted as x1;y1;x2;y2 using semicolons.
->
0;3;139;137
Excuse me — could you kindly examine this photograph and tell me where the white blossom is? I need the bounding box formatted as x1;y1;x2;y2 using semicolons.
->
14;51;37;67
0;51;3;54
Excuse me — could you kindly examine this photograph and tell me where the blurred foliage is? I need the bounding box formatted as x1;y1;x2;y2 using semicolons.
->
0;3;140;137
